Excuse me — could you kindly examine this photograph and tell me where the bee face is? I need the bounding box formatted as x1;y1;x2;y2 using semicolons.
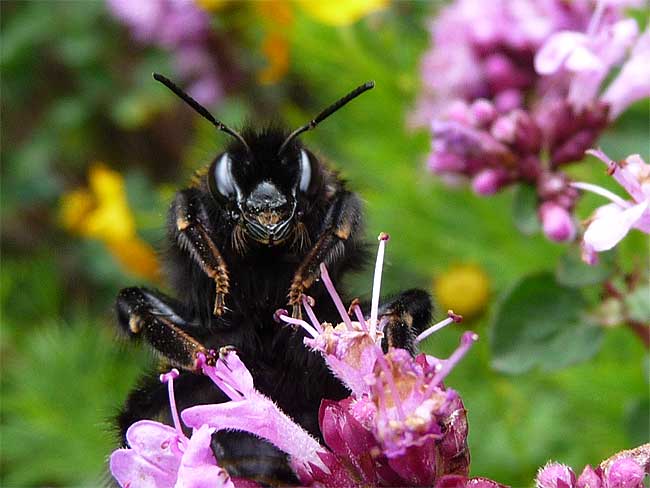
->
208;133;314;246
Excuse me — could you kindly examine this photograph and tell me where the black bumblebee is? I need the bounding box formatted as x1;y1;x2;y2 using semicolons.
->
115;74;433;486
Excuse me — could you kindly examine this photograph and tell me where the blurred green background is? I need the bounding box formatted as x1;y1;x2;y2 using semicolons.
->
1;1;648;486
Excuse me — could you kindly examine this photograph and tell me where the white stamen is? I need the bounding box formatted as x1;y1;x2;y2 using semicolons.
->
415;316;455;344
571;182;629;207
370;233;389;337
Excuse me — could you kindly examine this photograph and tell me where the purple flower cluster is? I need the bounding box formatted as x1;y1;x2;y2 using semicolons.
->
412;0;594;126
536;444;650;488
110;235;500;487
417;0;649;247
110;234;650;486
107;0;222;104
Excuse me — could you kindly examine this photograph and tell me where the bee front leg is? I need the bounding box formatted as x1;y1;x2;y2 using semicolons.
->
171;190;230;316
288;191;363;318
116;286;211;370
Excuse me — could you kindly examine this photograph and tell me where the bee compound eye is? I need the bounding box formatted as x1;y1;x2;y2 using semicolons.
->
212;153;235;198
299;149;312;192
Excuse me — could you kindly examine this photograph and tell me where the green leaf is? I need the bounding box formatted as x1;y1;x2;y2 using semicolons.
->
625;397;650;446
556;245;616;287
512;184;540;236
490;273;603;374
625;285;650;323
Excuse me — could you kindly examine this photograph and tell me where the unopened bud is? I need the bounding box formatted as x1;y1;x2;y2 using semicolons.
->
536;462;576;488
472;169;508;195
576;465;602;488
539;202;576;242
470;99;497;126
606;458;644;488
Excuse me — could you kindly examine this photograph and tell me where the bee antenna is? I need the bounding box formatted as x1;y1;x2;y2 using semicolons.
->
153;73;251;153
278;81;375;155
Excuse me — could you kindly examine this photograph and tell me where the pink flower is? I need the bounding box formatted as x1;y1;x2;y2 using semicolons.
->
110;370;236;488
602;28;650;118
106;0;222;105
180;350;328;476
537;462;576;488
277;234;478;485
535;4;648;118
114;235;490;486
412;0;593;126
535;444;650;488
571;149;650;264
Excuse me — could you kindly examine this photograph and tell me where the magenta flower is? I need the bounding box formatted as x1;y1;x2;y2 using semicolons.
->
181;350;328;477
275;234;481;486
535;9;648;117
571;149;650;264
417;0;649;244
146;234;486;487
110;370;236;488
412;0;593;126
535;443;650;488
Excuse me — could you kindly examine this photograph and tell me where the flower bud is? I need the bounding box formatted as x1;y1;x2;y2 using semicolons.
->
605;458;645;488
472;169;509;195
494;89;522;112
551;129;599;167
491;115;516;143
470;99;497;126
428;152;466;173
576;465;602;488
536;462;576;488
539;202;576;242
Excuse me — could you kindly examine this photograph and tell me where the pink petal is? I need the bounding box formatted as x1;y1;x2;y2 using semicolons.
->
176;428;234;488
214;353;255;398
584;200;649;251
125;420;182;472
602;28;650;119
586;149;646;203
180;425;218;468
181;397;326;471
110;448;178;488
565;45;604;72
535;31;587;74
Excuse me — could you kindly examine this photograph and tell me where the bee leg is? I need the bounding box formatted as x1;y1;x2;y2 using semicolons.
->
116;286;211;370
288;191;363;318
171;189;229;316
377;288;433;355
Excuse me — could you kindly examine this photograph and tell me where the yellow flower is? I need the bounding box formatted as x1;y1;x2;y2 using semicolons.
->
296;0;388;26
254;0;388;84
60;163;161;282
258;31;291;85
434;264;490;320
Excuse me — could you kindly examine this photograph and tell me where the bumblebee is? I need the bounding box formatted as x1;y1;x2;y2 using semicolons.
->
115;74;432;485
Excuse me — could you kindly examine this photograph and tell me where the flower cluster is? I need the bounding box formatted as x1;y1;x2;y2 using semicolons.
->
276;235;483;486
107;0;222;104
110;235;496;487
110;234;650;486
536;444;650;488
416;0;649;248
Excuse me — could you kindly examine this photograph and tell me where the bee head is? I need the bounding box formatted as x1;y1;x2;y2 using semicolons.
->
152;73;374;246
207;129;315;246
